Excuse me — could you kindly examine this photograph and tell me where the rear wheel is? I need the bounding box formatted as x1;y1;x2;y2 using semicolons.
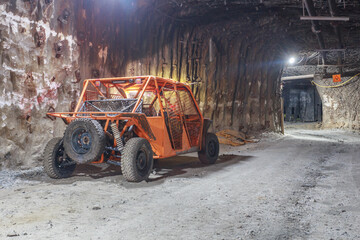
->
43;137;76;178
198;133;219;164
121;138;153;182
63;118;105;164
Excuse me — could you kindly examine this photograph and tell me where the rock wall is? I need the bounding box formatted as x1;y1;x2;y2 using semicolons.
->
0;0;80;168
314;75;360;130
75;0;289;133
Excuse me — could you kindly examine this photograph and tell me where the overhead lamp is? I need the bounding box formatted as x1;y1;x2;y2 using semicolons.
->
288;57;296;65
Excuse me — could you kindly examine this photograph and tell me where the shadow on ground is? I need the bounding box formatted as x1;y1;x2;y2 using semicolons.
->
17;154;253;187
149;154;253;182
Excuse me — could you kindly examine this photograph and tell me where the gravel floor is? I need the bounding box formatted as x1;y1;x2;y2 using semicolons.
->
0;127;359;240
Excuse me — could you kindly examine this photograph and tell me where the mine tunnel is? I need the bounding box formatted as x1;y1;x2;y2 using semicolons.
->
282;77;322;123
0;0;360;239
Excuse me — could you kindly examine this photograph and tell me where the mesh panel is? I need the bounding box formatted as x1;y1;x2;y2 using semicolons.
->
79;99;142;114
177;90;201;147
178;91;199;115
161;90;183;150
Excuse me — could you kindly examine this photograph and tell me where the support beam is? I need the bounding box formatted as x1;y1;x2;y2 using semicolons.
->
316;64;345;67
328;0;344;66
303;0;326;64
281;74;315;81
300;16;350;21
315;49;345;52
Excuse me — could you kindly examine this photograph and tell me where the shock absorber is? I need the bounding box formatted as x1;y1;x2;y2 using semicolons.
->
111;122;123;153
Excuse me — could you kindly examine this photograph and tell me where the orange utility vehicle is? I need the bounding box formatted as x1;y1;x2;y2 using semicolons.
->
43;76;219;182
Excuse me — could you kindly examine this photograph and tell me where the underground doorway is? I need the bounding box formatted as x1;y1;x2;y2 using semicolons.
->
282;77;322;126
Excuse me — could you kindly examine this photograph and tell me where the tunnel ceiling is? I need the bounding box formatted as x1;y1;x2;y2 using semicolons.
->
78;0;360;77
140;0;360;20
132;0;360;63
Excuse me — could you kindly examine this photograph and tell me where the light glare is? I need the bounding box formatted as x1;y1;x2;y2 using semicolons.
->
288;57;296;65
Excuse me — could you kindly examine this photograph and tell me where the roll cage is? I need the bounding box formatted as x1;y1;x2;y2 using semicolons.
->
47;76;205;162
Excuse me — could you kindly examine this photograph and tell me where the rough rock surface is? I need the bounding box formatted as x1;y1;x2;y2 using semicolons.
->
0;0;80;168
314;75;360;130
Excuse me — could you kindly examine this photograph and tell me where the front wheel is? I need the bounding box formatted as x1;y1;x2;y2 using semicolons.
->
198;133;219;164
43;137;76;178
121;138;154;182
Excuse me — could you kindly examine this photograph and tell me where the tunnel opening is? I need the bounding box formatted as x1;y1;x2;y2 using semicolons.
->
282;78;322;124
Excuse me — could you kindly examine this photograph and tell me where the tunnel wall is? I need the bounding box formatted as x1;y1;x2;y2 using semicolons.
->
75;1;287;133
0;0;80;168
314;75;360;130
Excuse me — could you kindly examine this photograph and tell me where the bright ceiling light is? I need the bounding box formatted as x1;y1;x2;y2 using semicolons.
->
288;57;296;65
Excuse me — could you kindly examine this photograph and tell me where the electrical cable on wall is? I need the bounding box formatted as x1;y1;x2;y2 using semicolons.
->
312;73;360;88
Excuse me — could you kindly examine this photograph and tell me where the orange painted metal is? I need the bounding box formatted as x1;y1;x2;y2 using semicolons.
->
48;76;204;162
132;76;152;113
73;80;89;115
185;83;204;150
332;74;341;83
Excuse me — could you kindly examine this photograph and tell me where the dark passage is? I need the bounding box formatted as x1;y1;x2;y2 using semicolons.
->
283;79;322;122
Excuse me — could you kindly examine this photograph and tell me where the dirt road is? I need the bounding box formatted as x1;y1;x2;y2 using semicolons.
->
0;128;359;239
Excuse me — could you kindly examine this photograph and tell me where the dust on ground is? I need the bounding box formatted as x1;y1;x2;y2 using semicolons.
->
0;125;359;239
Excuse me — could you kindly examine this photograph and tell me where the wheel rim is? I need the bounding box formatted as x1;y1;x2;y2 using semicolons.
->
55;143;75;169
136;148;148;176
55;146;64;168
71;127;92;154
208;140;217;157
